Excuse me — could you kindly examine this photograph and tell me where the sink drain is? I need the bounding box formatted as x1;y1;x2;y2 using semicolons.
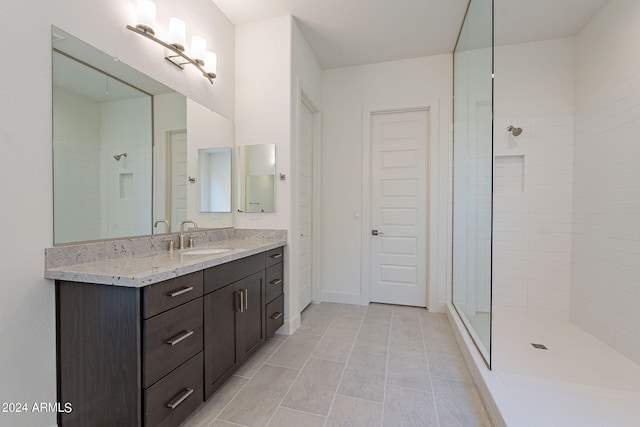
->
531;343;548;350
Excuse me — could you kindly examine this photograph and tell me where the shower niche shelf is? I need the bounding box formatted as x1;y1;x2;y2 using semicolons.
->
494;154;525;194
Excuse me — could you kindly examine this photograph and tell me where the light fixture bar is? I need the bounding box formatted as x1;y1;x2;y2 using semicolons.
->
126;25;216;84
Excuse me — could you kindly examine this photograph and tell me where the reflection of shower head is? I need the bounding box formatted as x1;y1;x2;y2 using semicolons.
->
507;125;523;137
114;153;127;161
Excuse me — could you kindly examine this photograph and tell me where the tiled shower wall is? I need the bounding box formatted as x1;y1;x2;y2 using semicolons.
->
571;0;640;365
491;38;575;320
493;115;574;319
572;78;640;364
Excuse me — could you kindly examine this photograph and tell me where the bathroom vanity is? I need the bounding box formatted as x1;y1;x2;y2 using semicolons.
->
46;231;285;427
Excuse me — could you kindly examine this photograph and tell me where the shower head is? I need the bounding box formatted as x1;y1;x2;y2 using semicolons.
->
114;153;128;161
507;125;523;137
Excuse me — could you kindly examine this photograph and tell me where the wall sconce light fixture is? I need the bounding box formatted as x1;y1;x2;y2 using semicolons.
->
127;0;217;84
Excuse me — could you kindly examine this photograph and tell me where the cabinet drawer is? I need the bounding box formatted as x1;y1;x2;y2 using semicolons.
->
265;294;284;337
144;352;203;427
265;263;283;304
143;298;203;388
143;271;203;319
204;253;265;294
265;246;284;268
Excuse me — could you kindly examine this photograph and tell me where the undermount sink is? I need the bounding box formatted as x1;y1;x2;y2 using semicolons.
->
182;248;232;255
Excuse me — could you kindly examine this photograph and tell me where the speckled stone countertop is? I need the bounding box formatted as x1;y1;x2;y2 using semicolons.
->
44;229;286;288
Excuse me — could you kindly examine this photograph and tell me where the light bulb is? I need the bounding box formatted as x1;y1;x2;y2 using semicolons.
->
168;18;186;51
204;51;217;76
191;36;206;65
135;0;156;35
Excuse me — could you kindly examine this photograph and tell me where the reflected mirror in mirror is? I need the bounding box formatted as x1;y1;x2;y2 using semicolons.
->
237;144;276;213
52;27;233;244
198;148;231;213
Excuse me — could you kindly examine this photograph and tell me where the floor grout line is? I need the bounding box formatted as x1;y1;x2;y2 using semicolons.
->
321;304;369;427
420;308;441;427
266;304;341;427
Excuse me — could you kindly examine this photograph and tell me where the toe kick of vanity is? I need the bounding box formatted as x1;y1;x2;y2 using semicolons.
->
55;244;285;427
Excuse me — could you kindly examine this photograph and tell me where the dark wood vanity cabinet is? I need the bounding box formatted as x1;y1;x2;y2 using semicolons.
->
56;246;285;427
203;254;266;399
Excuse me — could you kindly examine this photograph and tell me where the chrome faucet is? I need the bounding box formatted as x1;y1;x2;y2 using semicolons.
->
179;220;198;250
153;219;170;233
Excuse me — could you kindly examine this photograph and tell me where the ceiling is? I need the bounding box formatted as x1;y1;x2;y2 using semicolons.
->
211;0;609;69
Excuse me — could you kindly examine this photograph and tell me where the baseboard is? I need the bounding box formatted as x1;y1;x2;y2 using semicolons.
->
446;303;506;427
320;291;367;306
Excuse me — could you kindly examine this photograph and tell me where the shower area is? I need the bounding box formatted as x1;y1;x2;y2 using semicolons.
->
451;0;640;425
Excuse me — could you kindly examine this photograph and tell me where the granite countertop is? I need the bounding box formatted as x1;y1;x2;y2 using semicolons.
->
44;231;286;288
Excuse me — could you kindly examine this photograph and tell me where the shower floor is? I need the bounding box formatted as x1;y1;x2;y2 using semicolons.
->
475;312;640;426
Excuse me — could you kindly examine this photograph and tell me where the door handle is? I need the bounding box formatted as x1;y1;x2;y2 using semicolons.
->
371;230;384;236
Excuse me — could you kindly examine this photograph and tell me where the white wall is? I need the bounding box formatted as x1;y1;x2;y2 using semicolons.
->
235;15;292;230
492;38;575;319
235;15;323;331
573;0;640;364
0;0;234;425
321;55;452;310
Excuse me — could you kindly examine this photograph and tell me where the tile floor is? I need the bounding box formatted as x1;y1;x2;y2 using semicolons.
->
182;302;492;427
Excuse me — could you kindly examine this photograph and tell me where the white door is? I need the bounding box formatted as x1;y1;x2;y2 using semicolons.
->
298;99;314;310
168;131;188;232
370;110;429;306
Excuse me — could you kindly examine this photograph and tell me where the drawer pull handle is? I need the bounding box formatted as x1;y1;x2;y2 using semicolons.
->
167;286;194;298
166;330;194;346
271;312;283;320
166;388;194;410
244;289;249;310
270;253;283;259
270;279;283;286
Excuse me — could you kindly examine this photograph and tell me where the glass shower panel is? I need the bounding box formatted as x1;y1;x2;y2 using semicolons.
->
452;0;493;366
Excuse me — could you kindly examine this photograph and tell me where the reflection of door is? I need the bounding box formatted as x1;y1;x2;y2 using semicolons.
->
370;110;428;307
168;131;187;232
298;98;314;310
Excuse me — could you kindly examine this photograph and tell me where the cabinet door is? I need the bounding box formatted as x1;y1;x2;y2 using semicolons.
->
203;284;238;399
236;271;265;362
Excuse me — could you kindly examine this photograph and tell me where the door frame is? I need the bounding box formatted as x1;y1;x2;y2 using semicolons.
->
292;79;322;320
361;101;440;309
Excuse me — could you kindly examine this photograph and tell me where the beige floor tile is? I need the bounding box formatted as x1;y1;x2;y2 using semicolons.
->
281;357;345;415
267;333;322;369
432;378;492;427
297;309;337;335
326;394;383;427
330;312;365;331
312;327;358;362
382;386;438;427
218;364;298;427
338;351;386;402
353;324;390;355
181;375;248;427
390;323;424;350
428;350;474;383
387;347;432;391
424;330;460;354
267;407;326;427
209;420;241;427
235;338;285;378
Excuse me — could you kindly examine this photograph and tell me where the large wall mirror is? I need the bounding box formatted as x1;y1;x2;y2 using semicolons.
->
52;27;233;245
237;144;276;213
